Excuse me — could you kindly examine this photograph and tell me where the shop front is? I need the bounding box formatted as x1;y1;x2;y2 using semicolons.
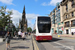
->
59;27;63;34
52;28;54;34
71;28;75;35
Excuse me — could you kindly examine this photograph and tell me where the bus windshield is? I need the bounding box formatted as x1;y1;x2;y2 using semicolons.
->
38;17;51;33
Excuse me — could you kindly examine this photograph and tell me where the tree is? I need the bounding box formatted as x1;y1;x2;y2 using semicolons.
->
27;27;32;32
0;6;12;31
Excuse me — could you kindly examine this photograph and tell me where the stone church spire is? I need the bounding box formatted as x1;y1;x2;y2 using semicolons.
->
22;5;26;23
19;5;27;32
21;5;27;32
23;5;25;13
22;5;26;20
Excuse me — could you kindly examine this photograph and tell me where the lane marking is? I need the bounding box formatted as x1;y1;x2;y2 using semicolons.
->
32;36;39;50
54;42;74;50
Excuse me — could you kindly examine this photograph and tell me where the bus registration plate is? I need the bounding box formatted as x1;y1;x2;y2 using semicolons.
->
43;39;46;40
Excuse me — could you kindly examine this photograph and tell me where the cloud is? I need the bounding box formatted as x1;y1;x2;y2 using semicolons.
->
26;14;39;29
6;9;22;27
0;0;14;5
41;2;48;6
28;20;34;29
50;0;62;6
6;9;39;29
26;14;39;20
48;10;51;12
41;0;62;6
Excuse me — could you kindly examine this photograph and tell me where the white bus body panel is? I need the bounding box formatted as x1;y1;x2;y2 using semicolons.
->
35;17;52;36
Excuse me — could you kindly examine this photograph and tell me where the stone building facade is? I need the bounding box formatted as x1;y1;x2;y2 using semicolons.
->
61;0;75;35
49;0;75;35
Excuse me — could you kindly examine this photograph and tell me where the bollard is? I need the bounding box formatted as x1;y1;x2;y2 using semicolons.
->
58;34;60;38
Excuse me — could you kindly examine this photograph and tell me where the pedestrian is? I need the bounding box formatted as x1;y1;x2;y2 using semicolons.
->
14;31;17;39
28;32;31;36
25;31;26;35
2;31;4;38
25;32;28;37
18;30;22;39
72;32;74;35
20;31;22;38
5;31;11;50
22;31;25;40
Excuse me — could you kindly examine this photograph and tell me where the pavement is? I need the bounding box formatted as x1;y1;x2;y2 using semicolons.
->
0;34;75;50
0;35;33;50
0;38;3;42
53;34;75;39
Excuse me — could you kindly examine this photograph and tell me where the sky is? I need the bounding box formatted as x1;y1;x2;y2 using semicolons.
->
0;0;62;30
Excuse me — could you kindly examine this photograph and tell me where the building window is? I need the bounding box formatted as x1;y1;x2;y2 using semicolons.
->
66;4;68;12
65;21;70;27
58;6;60;8
71;20;75;26
66;15;67;18
62;22;63;24
72;12;74;17
72;0;74;8
63;0;66;2
73;21;75;25
56;7;58;10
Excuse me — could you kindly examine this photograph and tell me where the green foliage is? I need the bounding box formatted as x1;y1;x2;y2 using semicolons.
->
27;27;32;32
0;6;13;31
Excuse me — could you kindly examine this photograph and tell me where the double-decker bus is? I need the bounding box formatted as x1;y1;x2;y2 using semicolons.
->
34;16;52;41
